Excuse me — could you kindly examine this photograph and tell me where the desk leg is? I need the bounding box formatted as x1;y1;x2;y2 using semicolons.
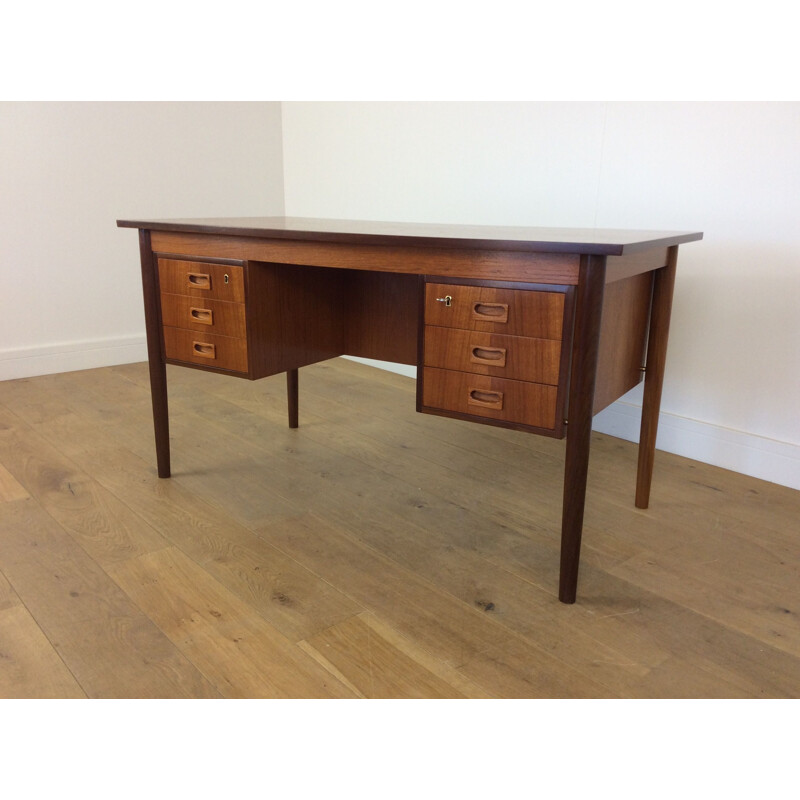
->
287;369;299;428
635;246;678;509
559;255;606;603
138;230;171;478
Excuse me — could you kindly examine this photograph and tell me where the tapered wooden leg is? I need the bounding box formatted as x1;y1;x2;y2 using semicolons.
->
287;368;299;428
559;255;606;603
139;230;171;478
148;358;171;478
635;246;678;509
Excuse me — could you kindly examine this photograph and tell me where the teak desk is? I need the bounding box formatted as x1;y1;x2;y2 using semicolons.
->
117;217;702;603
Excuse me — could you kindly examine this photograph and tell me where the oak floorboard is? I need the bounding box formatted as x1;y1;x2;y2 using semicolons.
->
0;497;220;699
289;368;797;577
107;547;356;698
0;603;86;698
295;358;798;537
80;362;800;696
1;360;799;698
0;568;18;611
112;364;800;691
609;549;800;659
97;451;363;643
0;377;365;643
0;369;164;473
12;368;796;629
37;442;363;645
0;463;29;503
300;612;472;699
113;366;577;571
258;513;618;698
89;395;649;693
0;404;169;567
141;361;659;574
259;508;782;697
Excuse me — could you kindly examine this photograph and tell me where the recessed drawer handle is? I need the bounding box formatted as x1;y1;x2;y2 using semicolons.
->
473;302;509;323
470;345;507;367
468;388;504;410
188;272;211;290
192;341;216;359
190;307;214;325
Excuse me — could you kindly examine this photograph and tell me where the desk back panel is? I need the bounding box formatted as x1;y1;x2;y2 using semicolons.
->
248;264;420;374
341;271;420;366
247;261;346;378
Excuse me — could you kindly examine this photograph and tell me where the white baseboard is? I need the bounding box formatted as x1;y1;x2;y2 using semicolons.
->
343;356;417;379
593;400;800;491
0;335;148;381
346;357;800;492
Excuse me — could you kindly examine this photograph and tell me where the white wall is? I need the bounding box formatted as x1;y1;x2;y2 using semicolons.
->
282;102;800;490
0;102;284;379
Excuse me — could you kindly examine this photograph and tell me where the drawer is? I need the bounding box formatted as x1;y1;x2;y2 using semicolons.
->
160;292;247;338
163;327;248;374
423;326;562;385
421;367;558;430
425;283;565;339
158;259;245;303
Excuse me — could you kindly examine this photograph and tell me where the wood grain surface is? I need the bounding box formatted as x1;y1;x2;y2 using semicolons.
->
1;357;797;698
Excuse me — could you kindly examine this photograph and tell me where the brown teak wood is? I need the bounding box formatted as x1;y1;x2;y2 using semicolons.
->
636;246;679;509
423;327;562;384
163;327;248;374
560;255;607;603
592;271;653;415
158;258;246;302
149;231;582;286
422;367;559;431
120;217;701;603
425;282;566;339
138;230;170;479
159;293;247;338
287;369;299;429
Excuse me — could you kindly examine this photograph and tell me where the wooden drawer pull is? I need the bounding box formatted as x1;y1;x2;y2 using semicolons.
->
470;345;507;367
468;388;504;410
192;341;216;359
190;307;214;325
473;302;509;323
187;272;211;290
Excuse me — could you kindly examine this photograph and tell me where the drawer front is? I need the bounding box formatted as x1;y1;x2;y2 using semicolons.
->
158;259;245;303
425;282;565;339
163;327;248;373
421;367;558;430
160;292;247;338
423;326;562;385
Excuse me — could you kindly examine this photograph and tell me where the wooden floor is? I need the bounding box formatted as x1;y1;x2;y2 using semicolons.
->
0;357;798;698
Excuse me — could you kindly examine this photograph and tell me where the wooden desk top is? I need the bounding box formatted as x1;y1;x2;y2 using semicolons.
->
117;216;703;257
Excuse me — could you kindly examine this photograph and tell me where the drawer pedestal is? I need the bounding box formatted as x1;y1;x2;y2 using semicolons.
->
418;279;574;437
158;257;249;376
